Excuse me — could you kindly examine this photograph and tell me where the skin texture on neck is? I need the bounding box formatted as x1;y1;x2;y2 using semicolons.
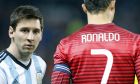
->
87;11;112;24
7;43;32;62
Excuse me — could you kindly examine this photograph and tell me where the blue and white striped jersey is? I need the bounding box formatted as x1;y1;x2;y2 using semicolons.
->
0;50;46;84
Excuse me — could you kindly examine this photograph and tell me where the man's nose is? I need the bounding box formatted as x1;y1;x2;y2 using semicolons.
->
27;32;34;41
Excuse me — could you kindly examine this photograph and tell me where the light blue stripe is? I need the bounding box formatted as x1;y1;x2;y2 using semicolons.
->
0;52;4;57
32;55;42;84
54;65;71;73
25;69;32;84
0;53;6;60
54;64;71;75
4;56;19;83
32;55;42;73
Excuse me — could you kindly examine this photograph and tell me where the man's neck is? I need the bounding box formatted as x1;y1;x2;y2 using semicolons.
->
87;12;113;24
7;44;31;63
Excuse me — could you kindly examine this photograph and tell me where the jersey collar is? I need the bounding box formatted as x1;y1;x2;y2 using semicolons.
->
5;50;32;70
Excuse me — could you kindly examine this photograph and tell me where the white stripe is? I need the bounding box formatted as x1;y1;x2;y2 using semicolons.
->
30;61;37;84
6;56;20;83
0;66;7;83
1;60;14;84
16;64;26;84
32;55;43;84
36;56;46;76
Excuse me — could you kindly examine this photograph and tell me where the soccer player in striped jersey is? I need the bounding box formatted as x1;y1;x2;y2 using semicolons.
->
0;5;46;84
51;0;140;84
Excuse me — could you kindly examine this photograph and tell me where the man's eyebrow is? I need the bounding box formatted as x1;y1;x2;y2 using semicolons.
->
20;27;41;30
20;27;29;29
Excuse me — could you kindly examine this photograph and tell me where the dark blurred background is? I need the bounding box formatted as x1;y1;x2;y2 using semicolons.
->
0;0;140;83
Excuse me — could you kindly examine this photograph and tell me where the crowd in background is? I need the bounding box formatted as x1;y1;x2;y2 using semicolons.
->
0;0;140;83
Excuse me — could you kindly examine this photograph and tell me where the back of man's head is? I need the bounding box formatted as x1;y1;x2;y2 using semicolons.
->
84;0;112;14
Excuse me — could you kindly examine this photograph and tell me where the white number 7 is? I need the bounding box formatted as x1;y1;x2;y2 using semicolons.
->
91;49;113;84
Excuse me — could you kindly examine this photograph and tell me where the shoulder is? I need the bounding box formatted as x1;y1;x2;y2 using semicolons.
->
114;24;138;36
36;56;46;65
35;55;47;75
112;24;140;42
32;55;46;72
0;50;8;63
0;51;8;82
32;55;46;65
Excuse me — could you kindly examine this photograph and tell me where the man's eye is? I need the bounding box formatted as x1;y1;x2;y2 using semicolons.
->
33;30;40;34
21;29;29;33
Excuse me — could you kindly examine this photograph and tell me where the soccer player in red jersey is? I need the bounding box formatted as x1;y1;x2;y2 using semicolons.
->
51;0;140;84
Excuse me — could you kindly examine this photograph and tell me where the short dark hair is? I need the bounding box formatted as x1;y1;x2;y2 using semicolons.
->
10;5;44;30
84;0;112;13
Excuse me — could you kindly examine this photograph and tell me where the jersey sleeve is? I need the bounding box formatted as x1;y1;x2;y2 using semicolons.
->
53;40;68;64
51;40;71;84
51;64;71;84
0;67;7;84
135;36;140;83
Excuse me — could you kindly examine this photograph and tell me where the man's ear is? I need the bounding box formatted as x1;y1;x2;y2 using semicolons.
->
109;0;116;11
9;26;15;38
82;4;87;13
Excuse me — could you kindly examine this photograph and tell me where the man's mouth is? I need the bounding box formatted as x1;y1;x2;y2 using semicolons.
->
24;44;34;49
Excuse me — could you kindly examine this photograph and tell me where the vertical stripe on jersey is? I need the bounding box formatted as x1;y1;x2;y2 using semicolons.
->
0;66;7;82
4;56;19;83
32;55;42;73
25;69;32;84
30;60;37;84
32;55;42;84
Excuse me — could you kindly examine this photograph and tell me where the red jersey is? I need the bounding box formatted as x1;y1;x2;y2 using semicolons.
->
51;23;140;84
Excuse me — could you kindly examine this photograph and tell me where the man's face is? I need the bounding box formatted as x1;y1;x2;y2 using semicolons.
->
11;18;42;54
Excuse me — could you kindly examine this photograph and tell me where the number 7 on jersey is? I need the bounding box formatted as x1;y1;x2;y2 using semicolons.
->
91;49;113;84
